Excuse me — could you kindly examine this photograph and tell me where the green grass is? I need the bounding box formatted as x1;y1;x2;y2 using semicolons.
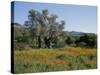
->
13;47;97;73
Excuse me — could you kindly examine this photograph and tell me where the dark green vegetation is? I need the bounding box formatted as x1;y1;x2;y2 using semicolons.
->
12;9;97;73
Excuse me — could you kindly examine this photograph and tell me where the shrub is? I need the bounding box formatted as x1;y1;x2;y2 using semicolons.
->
14;42;31;50
77;42;87;47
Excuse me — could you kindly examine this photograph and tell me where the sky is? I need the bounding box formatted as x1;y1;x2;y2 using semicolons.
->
12;1;97;33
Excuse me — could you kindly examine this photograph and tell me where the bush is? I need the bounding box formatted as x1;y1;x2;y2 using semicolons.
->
77;42;87;47
14;42;31;50
70;43;76;47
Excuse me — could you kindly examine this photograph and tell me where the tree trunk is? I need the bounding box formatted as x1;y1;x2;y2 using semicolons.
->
44;37;51;48
38;35;41;48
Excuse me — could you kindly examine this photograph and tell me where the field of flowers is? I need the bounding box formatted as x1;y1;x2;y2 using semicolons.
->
14;47;97;73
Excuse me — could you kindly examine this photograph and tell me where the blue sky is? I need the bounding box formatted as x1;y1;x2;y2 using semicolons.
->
12;1;97;33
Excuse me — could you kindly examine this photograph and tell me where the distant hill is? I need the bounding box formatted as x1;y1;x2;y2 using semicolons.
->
64;31;96;37
63;31;86;37
69;31;86;37
11;23;24;29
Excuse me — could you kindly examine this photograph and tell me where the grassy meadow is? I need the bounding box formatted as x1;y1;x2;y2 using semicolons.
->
14;47;97;73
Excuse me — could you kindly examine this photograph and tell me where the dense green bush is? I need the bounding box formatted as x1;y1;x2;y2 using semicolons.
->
75;34;97;48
